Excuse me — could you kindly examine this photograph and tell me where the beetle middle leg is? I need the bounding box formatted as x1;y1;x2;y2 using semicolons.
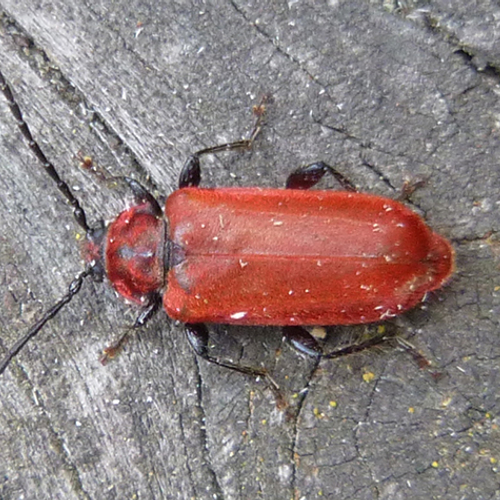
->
179;97;268;188
184;323;282;396
285;161;357;191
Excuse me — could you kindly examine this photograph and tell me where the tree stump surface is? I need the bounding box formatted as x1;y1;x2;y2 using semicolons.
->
0;1;499;499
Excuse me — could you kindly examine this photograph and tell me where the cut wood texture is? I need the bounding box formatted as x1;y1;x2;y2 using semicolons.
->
0;1;499;499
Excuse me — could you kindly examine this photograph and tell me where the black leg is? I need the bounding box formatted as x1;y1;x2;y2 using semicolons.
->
178;97;268;188
184;323;269;378
100;294;161;364
282;326;323;358
282;325;391;360
122;177;163;217
184;323;283;397
285;161;357;191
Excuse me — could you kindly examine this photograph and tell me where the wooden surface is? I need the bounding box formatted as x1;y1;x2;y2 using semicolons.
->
0;1;499;499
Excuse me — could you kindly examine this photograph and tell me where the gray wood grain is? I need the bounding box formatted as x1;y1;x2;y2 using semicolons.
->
0;1;499;499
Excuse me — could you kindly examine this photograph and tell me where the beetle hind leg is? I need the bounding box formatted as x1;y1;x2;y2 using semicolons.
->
283;325;391;360
285;162;357;191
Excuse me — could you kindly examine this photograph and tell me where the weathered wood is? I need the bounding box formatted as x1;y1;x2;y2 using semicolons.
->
0;1;499;499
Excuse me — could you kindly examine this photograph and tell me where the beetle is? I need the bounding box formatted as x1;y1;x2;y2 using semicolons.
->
0;70;454;381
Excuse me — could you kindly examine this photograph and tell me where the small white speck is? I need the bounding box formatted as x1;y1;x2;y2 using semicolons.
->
201;223;206;228
273;220;284;226
305;289;310;293
213;236;218;241
396;223;405;228
379;309;396;320
239;259;248;268
112;399;120;405
230;311;247;319
75;420;82;427
317;260;322;266
288;290;294;295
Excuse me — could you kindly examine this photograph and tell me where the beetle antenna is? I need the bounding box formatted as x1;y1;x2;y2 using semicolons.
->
0;70;90;233
0;270;92;375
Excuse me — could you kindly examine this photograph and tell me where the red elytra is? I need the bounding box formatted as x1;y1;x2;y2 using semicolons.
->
99;186;454;326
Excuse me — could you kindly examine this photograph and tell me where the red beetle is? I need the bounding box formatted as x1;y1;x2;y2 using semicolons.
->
0;74;454;378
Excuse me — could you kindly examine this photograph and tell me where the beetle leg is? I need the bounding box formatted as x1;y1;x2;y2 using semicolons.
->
100;294;161;364
179;137;258;188
184;323;281;389
322;332;391;359
178;97;268;188
285;162;357;191
121;177;163;217
283;325;392;360
282;326;323;358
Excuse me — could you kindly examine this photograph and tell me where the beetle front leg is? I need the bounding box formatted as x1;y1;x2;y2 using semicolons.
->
100;294;161;364
285;162;357;191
